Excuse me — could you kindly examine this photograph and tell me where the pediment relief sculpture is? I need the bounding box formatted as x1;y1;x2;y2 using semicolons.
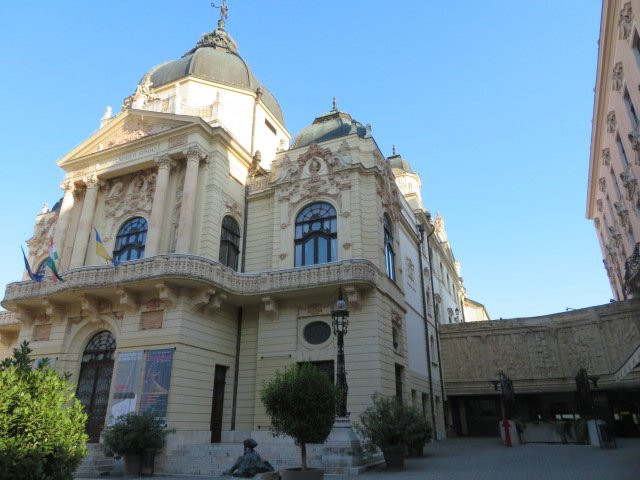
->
93;117;178;153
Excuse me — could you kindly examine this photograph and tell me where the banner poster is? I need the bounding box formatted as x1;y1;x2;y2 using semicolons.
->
109;351;142;424
139;349;174;421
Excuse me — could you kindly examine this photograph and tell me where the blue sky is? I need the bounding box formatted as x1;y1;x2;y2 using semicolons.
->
0;1;608;319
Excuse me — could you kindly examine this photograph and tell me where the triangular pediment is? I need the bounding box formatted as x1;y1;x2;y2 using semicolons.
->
57;109;200;168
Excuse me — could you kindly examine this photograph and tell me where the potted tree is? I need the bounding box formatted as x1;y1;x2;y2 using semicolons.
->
354;394;431;470
101;412;174;477
261;363;338;480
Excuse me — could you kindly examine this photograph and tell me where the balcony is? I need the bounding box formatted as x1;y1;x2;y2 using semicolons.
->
2;255;380;309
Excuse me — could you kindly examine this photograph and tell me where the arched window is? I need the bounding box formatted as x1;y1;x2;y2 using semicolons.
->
113;217;147;263
219;216;240;270
294;202;337;267
384;214;395;281
76;331;116;442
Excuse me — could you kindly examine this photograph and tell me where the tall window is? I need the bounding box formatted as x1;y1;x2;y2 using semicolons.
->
383;214;395;281
294;202;337;267
219;216;240;270
113;217;147;263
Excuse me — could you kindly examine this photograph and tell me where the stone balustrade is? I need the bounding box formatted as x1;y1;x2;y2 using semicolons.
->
3;255;379;305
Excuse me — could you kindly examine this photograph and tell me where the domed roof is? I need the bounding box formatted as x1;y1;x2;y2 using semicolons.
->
388;154;415;174
291;108;367;149
145;27;284;125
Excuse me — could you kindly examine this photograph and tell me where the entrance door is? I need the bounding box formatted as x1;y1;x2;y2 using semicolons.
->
75;331;116;442
210;365;227;443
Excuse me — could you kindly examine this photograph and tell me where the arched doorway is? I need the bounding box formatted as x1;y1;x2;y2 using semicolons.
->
75;331;116;442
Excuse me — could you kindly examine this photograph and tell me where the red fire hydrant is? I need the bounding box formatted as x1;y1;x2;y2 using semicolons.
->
502;419;512;447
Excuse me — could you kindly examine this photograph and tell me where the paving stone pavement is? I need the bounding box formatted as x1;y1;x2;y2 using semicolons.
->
77;437;640;480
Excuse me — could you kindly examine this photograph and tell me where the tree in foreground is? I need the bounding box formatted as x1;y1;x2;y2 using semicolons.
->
261;363;337;472
0;341;88;480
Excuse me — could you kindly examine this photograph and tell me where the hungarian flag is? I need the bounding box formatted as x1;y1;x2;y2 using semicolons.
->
21;247;43;282
47;237;64;282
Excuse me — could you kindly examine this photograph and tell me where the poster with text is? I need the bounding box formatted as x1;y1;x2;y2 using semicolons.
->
109;351;142;424
139;349;174;421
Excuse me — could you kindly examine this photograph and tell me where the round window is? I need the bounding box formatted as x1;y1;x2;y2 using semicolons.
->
303;321;332;345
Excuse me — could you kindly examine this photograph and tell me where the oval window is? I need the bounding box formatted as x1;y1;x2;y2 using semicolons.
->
303;321;332;345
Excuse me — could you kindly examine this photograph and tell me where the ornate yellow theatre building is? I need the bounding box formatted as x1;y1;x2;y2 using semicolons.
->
0;10;468;475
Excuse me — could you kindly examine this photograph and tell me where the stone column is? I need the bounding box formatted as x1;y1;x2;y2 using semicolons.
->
52;181;75;266
145;155;172;256
175;146;206;253
70;175;99;268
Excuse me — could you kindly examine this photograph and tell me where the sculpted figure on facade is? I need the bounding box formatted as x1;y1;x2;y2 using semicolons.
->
614;201;629;227
620;166;637;200
619;2;633;40
606;111;617;133
596;198;604;213
628;126;640;152
612;62;624;92
601;147;611;166
27;210;59;261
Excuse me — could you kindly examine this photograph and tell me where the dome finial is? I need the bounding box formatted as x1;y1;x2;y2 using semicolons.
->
332;97;338;112
392;144;397;156
211;0;229;30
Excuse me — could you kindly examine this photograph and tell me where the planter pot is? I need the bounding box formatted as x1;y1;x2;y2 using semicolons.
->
382;445;405;470
280;467;324;480
124;454;142;477
141;447;156;476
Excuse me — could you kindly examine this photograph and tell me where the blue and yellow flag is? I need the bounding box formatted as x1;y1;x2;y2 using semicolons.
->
95;228;119;267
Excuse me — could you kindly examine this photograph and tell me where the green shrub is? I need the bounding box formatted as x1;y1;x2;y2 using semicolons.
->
101;412;174;458
0;341;88;480
354;393;432;453
261;363;338;470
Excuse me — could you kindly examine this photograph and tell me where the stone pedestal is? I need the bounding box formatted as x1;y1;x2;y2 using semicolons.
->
324;417;366;472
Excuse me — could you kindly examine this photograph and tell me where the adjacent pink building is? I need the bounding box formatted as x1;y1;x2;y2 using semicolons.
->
588;0;640;299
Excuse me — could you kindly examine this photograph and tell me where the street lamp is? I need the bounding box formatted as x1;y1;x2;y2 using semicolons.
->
332;289;350;418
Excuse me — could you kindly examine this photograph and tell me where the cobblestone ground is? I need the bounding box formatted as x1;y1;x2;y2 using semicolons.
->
78;437;640;480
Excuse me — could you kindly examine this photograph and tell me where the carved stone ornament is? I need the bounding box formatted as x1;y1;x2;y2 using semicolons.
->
629;127;640;152
619;2;633;40
94;116;174;152
612;62;624;92
601;148;611;166
103;168;156;229
26;210;59;260
620;167;638;200
599;177;607;192
607;111;617;133
597;199;604;213
609;226;623;248
614;201;630;227
122;73;160;110
186;145;208;163
594;217;601;228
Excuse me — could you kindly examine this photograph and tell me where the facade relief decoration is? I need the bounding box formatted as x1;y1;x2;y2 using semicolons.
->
628;127;640;153
271;143;353;216
619;2;633;40
620;166;638;200
612;62;624;92
601;148;611;166
607;111;617;133
102;168;156;240
599;177;607;192
614;201;630;228
170;163;186;252
27;209;59;261
594;217;601;228
597;198;604;213
94;116;177;153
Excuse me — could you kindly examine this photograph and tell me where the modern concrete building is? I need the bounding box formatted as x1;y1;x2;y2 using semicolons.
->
0;8;471;475
588;0;640;299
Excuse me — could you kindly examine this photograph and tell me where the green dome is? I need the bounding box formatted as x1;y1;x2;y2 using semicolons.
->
291;110;367;149
146;29;284;125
